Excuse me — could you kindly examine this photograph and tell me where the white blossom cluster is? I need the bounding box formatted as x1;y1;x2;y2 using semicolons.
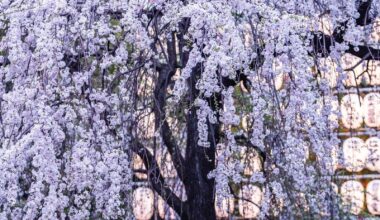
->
0;0;137;219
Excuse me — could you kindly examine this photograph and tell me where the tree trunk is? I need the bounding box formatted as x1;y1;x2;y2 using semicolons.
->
186;157;216;220
183;68;219;220
184;111;217;219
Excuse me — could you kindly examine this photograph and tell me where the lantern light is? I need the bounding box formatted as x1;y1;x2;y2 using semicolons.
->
369;18;380;48
157;179;187;219
158;196;178;220
215;193;235;218
340;94;363;129
365;60;380;86
328;98;340;123
166;179;188;201
366;137;380;172
341;54;365;87
327;145;339;173
318;15;333;35
238;185;262;218
132;187;154;220
240;147;262;176
363;93;380;128
342;137;368;172
318;57;339;88
340;180;365;215
331;182;338;194
132;153;147;180
156;148;177;178
366;180;380;215
137;110;155;138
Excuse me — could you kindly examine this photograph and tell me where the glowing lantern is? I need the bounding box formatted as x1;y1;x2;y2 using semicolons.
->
328;145;339;173
156;148;177;178
364;60;380;86
369;18;380;45
274;73;285;90
132;187;154;220
240;147;262;176
241;115;250;131
238;185;262;218
166;179;187;201
318;57;339;88
342;137;368;172
137;110;155;138
363;93;380;127
215;193;234;218
366;180;380;215
327;98;340;123
366;137;380;172
273;59;292;90
157;180;186;218
331;182;338;194
318;15;333;35
158;196;178;219
340;94;363;129
132;153;147;180
330;183;339;202
341;54;365;87
273;59;284;90
340;180;364;215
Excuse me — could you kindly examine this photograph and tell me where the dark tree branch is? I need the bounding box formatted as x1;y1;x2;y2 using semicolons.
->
153;63;186;182
312;29;380;60
235;134;266;162
356;0;373;26
131;141;189;219
161;120;187;181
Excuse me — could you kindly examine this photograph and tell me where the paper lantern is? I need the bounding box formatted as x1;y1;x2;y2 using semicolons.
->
318;57;339;88
328;145;339;173
341;54;365;87
318;16;333;35
340;94;363;129
366;180;380;215
158;196;178;219
132;187;154;220
215;193;234;218
238;185;262;218
157;180;187;219
366;137;380;172
369;18;380;45
363;93;380;127
156;148;177;178
327;183;339;200
342;137;368;172
364;60;380;86
241;115;250;131
132;153;147;180
166;179;188;201
340;180;364;215
240;147;262;176
137;110;155;138
272;59;292;90
274;73;285;90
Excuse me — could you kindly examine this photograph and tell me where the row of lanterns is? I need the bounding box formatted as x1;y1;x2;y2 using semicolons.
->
340;93;380;129
132;185;262;220
274;54;380;90
339;180;380;215
342;137;380;172
318;54;380;88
